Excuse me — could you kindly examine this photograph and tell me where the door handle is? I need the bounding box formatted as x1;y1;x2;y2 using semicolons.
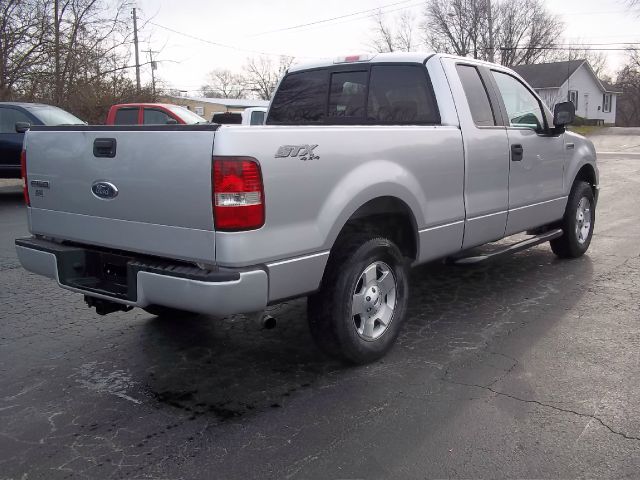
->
93;138;117;158
566;143;575;150
511;144;524;162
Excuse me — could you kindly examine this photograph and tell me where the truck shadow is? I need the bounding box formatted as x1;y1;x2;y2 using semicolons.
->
138;246;593;424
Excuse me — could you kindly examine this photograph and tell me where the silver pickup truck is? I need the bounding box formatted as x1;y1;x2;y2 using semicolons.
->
16;52;598;364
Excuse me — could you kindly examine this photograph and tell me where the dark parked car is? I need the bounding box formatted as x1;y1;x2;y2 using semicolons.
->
0;103;85;178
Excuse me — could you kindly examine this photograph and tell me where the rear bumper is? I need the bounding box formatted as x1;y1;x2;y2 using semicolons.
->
15;237;268;316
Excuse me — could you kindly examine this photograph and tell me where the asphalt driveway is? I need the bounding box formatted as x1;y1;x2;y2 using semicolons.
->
0;141;639;479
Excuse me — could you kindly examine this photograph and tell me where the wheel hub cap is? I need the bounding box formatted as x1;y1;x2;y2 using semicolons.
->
351;261;397;341
575;197;592;245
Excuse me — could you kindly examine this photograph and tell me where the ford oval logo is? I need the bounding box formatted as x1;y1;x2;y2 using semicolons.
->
91;181;118;200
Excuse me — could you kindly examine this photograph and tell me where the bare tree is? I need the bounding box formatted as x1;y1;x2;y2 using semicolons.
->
0;0;50;100
242;55;293;100
624;0;640;14
615;49;640;126
423;0;489;59
371;10;416;53
421;0;563;66
200;69;245;98
0;0;155;123
497;0;564;66
45;0;133;104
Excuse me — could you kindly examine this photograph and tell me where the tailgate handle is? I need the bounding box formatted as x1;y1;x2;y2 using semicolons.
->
93;138;117;158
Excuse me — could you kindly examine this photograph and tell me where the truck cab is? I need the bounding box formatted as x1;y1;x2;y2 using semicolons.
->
105;103;208;125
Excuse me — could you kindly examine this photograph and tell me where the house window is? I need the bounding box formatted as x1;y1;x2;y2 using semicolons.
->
195;106;204;116
568;90;579;110
603;94;612;113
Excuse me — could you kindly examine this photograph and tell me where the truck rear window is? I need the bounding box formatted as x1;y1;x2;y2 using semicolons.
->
212;112;242;124
268;70;327;125
267;64;440;126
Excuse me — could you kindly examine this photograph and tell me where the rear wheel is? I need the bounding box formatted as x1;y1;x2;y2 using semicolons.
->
307;234;409;364
550;181;595;258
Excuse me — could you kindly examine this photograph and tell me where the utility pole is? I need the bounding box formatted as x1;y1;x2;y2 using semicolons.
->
147;49;158;97
132;7;141;93
54;0;61;104
487;0;495;63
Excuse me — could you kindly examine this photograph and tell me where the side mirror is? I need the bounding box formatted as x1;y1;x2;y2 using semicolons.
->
166;118;178;125
553;101;576;127
15;122;31;133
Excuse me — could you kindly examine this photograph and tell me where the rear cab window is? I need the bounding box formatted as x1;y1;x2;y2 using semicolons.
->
328;71;368;121
267;63;440;126
267;69;327;124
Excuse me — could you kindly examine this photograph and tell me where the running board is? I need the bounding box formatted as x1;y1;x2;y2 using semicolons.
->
451;229;563;265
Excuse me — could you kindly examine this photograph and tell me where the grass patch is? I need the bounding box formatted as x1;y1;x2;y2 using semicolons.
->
568;125;603;137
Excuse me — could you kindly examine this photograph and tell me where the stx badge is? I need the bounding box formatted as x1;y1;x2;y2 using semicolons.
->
275;144;319;161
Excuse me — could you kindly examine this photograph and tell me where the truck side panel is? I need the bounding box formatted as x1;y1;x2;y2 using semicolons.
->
212;125;465;269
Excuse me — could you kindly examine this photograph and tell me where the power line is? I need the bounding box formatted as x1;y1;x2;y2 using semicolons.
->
149;21;319;58
499;46;639;51
245;0;418;38
550;42;640;46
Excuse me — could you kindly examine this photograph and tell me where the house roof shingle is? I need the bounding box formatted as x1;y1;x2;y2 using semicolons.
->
602;80;622;93
512;60;585;89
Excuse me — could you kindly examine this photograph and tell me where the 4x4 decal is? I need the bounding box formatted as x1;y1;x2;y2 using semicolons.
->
275;144;319;161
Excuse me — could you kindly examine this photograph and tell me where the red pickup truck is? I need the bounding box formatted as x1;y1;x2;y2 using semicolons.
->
105;103;208;125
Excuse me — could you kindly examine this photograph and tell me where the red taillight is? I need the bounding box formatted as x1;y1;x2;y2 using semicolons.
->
213;157;264;231
20;149;29;206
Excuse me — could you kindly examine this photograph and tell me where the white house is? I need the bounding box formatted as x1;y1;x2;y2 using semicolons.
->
513;60;620;125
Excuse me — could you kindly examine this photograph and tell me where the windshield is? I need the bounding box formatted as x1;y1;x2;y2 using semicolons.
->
166;105;208;124
29;106;85;125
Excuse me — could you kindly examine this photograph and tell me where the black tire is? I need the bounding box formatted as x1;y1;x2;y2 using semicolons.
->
550;180;595;258
143;305;198;318
307;234;409;364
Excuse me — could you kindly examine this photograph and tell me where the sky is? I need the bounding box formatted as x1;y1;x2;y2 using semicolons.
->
134;0;639;95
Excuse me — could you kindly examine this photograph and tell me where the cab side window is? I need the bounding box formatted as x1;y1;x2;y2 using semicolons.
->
491;70;545;130
143;108;174;124
456;65;496;127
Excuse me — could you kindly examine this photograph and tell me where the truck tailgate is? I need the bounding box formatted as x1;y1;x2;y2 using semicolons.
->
25;125;218;264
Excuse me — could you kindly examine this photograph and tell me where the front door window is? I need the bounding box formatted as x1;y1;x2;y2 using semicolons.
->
491;71;545;130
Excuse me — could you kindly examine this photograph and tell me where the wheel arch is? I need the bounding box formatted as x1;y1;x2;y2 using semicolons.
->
328;195;420;261
573;163;597;190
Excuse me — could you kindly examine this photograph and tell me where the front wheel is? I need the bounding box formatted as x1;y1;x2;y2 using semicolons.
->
550;181;595;258
307;234;409;364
